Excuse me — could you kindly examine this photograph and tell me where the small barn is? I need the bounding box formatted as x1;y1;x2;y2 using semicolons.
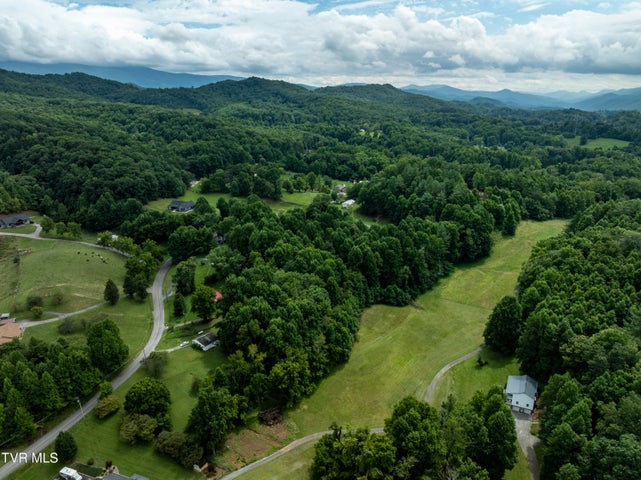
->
192;332;219;351
168;200;195;213
505;375;538;415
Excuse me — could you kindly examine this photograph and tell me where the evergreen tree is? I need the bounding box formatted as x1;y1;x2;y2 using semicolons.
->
55;431;78;462
173;293;186;318
104;278;120;305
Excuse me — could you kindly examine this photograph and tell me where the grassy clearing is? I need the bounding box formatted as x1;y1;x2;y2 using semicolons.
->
429;349;521;407
22;298;153;360
233;440;317;480
232;219;565;479
566;136;630;149
289;220;567;436
0;237;126;317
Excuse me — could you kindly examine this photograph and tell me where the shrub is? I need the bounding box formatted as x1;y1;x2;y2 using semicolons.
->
54;431;78;462
26;295;43;309
95;395;122;419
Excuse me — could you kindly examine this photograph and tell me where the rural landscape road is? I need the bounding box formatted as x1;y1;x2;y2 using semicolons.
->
0;228;171;480
218;346;490;480
1;227;537;480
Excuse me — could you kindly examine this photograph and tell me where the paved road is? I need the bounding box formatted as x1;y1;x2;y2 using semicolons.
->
0;252;171;479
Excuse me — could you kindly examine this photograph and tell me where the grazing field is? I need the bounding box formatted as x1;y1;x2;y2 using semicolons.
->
429;349;521;406
289;219;567;436
22;299;153;360
233;219;566;479
0;236;126;317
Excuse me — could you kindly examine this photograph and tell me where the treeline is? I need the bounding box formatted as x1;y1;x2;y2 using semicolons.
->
311;390;517;480
0;319;128;446
3;71;641;230
485;199;641;479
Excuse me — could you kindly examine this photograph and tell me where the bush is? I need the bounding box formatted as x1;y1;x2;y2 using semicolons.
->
30;306;43;320
142;351;169;378
119;414;157;444
95;395;122;419
99;381;113;398
26;295;43;309
54;431;78;462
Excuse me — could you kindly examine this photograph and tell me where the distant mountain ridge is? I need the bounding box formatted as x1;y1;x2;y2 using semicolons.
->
0;61;242;88
0;61;639;111
401;84;641;111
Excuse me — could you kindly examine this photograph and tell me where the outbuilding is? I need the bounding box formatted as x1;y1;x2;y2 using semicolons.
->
192;332;219;351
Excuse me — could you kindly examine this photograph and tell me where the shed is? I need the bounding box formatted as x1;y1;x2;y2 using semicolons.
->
341;199;356;209
192;332;219;351
505;375;538;415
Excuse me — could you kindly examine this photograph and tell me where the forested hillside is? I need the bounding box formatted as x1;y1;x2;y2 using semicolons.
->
485;201;641;479
2;70;641;477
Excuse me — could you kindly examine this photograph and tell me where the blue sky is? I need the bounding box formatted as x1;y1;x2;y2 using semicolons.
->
1;1;639;92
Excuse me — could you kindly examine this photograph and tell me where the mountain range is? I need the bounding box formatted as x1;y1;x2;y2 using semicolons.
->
1;61;640;111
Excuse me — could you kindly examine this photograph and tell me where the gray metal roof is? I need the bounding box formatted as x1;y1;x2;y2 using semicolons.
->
506;375;538;398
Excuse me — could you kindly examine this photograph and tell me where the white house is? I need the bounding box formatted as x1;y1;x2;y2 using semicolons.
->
505;375;538;415
341;199;356;209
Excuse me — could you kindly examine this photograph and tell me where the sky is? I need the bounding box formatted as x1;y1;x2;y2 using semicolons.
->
1;0;641;92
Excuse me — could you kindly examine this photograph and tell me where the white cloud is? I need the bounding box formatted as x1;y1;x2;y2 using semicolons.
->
0;0;640;91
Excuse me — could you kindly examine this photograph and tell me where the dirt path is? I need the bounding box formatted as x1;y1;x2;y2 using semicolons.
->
424;345;485;402
218;345;489;480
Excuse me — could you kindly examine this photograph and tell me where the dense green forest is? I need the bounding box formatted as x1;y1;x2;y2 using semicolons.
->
484;200;641;479
2;69;641;477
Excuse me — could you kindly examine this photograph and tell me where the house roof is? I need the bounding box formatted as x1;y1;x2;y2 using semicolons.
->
0;213;30;227
168;200;194;210
192;332;218;351
103;473;132;480
506;375;538;399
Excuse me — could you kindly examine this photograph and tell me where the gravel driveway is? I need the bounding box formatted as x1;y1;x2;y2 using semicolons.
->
512;411;541;480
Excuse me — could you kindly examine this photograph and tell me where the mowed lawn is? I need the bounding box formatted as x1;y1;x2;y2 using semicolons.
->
233;219;566;480
0;236;126;316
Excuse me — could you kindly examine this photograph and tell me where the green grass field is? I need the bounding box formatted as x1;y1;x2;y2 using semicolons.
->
22;299;153;361
0;236;126;317
289;220;567;436
566;136;630;149
233;219;566;479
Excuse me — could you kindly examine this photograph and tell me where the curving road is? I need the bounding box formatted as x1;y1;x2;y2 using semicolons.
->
217;345;488;480
0;227;171;479
424;345;486;402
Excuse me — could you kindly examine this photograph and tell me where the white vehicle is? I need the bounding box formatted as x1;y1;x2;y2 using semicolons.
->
179;341;189;347
59;466;82;480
